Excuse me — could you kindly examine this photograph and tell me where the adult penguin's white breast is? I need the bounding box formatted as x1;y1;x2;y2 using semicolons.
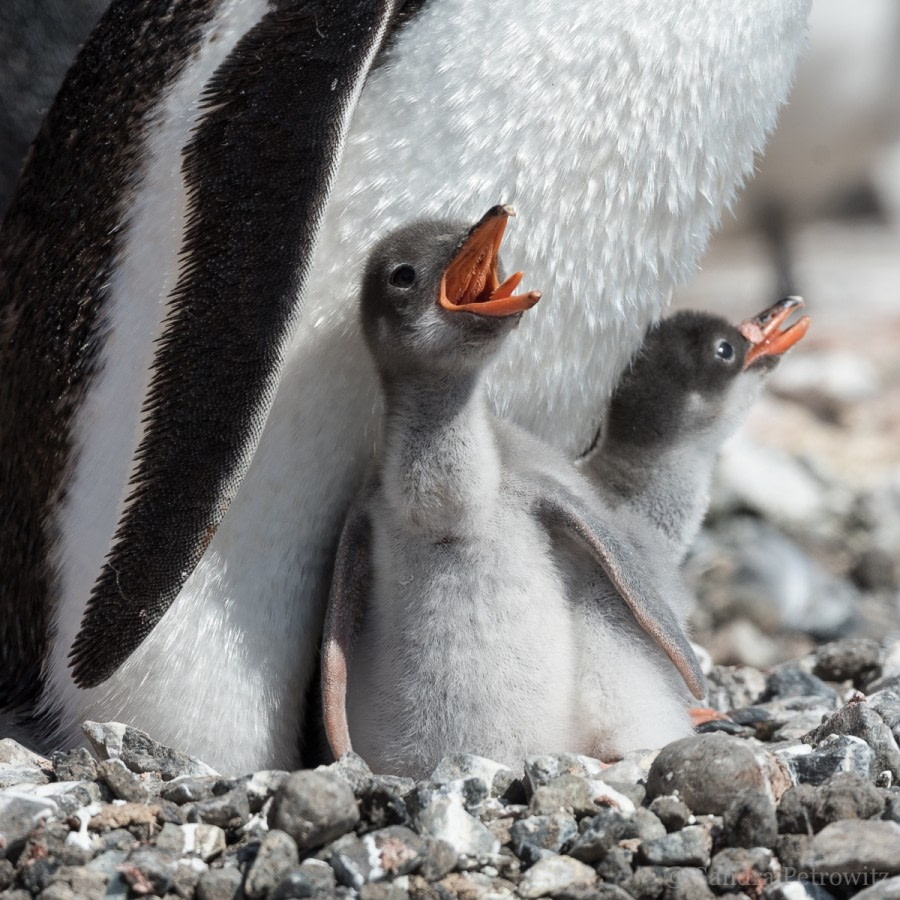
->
37;0;810;771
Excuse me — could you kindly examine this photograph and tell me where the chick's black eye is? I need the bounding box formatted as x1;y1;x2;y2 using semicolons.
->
716;339;735;361
389;265;416;288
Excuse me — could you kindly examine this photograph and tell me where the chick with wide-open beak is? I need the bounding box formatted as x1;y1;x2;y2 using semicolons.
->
439;205;542;317
739;295;811;369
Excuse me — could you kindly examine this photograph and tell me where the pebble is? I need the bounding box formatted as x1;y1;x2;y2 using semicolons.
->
648;795;692;833
412;794;499;861
82;721;217;780
804;819;900;876
637;824;712;868
517;855;597;899
792;734;876;784
268;771;359;851
0;793;59;861
646;733;781;814
195;866;243;900
813;638;883;687
854;876;900;899
509;813;577;863
663;866;716;900
708;847;775;893
723;789;778;848
568;809;629;864
244;829;300;899
804;699;900;779
96;759;151;803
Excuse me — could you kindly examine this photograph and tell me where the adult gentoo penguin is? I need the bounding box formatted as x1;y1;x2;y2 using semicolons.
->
322;205;705;777
0;0;811;770
573;298;810;758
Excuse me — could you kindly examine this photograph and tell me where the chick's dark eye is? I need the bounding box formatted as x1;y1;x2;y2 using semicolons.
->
716;339;735;361
389;265;416;288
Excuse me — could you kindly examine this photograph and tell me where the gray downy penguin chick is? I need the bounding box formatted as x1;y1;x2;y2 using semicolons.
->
571;298;810;756
581;298;811;563
321;205;706;778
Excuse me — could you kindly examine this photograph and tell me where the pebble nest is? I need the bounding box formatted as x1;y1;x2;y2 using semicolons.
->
2;638;900;900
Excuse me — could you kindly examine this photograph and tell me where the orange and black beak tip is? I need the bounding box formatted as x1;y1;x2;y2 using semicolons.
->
740;295;810;369
438;205;541;318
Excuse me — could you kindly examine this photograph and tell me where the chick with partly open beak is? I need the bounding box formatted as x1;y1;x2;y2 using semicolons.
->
740;295;811;368
438;205;542;317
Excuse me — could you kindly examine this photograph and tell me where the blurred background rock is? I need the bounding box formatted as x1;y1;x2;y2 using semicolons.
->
675;0;900;668
2;0;898;669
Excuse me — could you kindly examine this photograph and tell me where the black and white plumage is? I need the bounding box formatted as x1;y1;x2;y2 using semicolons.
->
321;208;705;777
0;0;810;770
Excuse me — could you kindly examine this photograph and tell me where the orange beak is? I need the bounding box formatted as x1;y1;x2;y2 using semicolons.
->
739;296;811;369
438;205;542;317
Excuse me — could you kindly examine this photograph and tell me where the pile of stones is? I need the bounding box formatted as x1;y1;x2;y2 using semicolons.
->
3;638;900;899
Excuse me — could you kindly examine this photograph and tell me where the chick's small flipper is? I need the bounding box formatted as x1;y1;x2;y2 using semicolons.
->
533;482;706;700
322;498;373;760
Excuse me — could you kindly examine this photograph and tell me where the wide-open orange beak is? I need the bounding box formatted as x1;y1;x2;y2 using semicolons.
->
438;205;542;317
739;296;811;369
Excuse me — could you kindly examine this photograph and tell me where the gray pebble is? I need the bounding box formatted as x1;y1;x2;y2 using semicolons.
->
48;749;97;783
509;813;577;863
245;829;300;899
763;882;836;900
809;771;885;829
723;789;777;847
774;833;813;876
0;793;58;861
317;752;374;795
413;795;498;860
813;638;882;688
594;846;632;885
707;847;774;892
269;858;337;899
186;786;251;828
649;796;692;833
430;755;514;799
803;700;900;780
82;721;216;780
97;758;151;803
853;876;900;899
803;819;900;876
777;784;816;835
663;866;716;900
195;866;243;900
517;855;597;899
0;860;14;891
646;733;774;815
160;774;244;805
269;771;360;851
764;667;838;704
638;825;712;868
120;846;178;896
247;770;290;813
568;809;629;864
419;837;457;882
793;734;876;784
524;754;607;794
333;825;425;889
622;865;666;899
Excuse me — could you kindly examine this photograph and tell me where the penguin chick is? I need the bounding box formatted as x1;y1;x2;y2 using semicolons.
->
321;206;705;779
581;298;811;563
570;299;809;758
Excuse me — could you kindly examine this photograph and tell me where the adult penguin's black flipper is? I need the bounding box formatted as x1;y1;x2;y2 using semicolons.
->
68;0;403;689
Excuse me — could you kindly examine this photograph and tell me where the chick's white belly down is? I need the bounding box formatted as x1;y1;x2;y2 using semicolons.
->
346;503;580;779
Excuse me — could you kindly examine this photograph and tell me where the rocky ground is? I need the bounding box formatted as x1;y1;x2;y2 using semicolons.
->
3;637;900;899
